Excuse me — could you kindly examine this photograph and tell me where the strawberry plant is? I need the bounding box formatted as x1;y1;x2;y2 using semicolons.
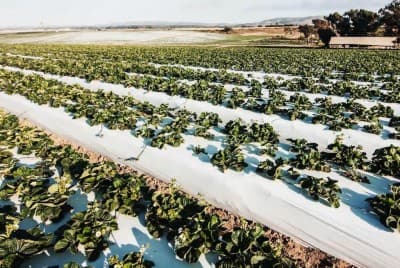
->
0;163;54;201
342;169;370;184
371;145;400;179
369;103;394;118
249;122;279;144
54;202;118;261
134;125;156;139
173;212;220;263
193;126;214;140
288;138;318;153
1;158;71;224
77;161;148;215
299;176;342;208
54;146;89;180
288;93;312;110
192;145;206;155
145;185;219;263
211;145;248;172
108;251;154;268
289;139;331;172
223;119;249;143
0;227;53;268
196;112;221;128
256;158;286;180
145;185;205;238
227;88;247;109
323;135;368;170
20;176;73;223
102;174;148;216
150;131;184;149
0;205;20;239
0;149;17;177
364;122;383;135
215;224;293;268
77;161;120;193
368;184;400;232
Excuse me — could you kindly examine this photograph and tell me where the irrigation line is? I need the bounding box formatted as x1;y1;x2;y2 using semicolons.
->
135;145;148;160
123;145;148;162
96;125;104;138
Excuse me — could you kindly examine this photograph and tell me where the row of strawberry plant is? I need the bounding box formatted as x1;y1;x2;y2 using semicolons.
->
1;53;399;104
0;110;295;267
2;45;399;82
0;59;398;138
1;68;399;209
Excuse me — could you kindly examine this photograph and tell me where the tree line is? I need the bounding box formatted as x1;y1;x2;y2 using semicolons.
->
299;0;400;46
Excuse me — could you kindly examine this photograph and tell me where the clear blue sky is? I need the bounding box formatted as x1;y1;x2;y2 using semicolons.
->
0;0;388;27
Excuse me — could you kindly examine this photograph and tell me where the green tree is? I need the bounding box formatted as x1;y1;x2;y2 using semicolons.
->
317;28;336;47
379;0;400;36
345;9;380;36
222;26;233;33
326;12;351;35
326;9;380;36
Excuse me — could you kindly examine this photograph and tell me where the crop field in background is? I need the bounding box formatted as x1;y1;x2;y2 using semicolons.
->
0;44;399;267
0;30;228;45
0;29;308;47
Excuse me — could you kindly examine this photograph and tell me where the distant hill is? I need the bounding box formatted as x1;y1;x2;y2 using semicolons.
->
0;16;323;32
111;16;323;28
243;16;322;26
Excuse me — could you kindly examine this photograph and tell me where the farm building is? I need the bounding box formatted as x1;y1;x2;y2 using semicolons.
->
330;36;399;49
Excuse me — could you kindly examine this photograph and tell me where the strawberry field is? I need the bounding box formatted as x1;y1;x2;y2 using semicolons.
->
0;45;399;267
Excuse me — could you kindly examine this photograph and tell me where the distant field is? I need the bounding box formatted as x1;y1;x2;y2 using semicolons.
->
0;30;228;44
0;27;309;46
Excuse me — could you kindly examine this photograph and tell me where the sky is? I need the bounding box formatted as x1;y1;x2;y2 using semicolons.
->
0;0;390;28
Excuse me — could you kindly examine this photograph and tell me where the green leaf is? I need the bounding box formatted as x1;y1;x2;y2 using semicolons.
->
251;255;267;265
48;184;59;194
54;238;70;252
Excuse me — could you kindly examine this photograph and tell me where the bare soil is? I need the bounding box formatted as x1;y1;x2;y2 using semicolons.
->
200;26;302;39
